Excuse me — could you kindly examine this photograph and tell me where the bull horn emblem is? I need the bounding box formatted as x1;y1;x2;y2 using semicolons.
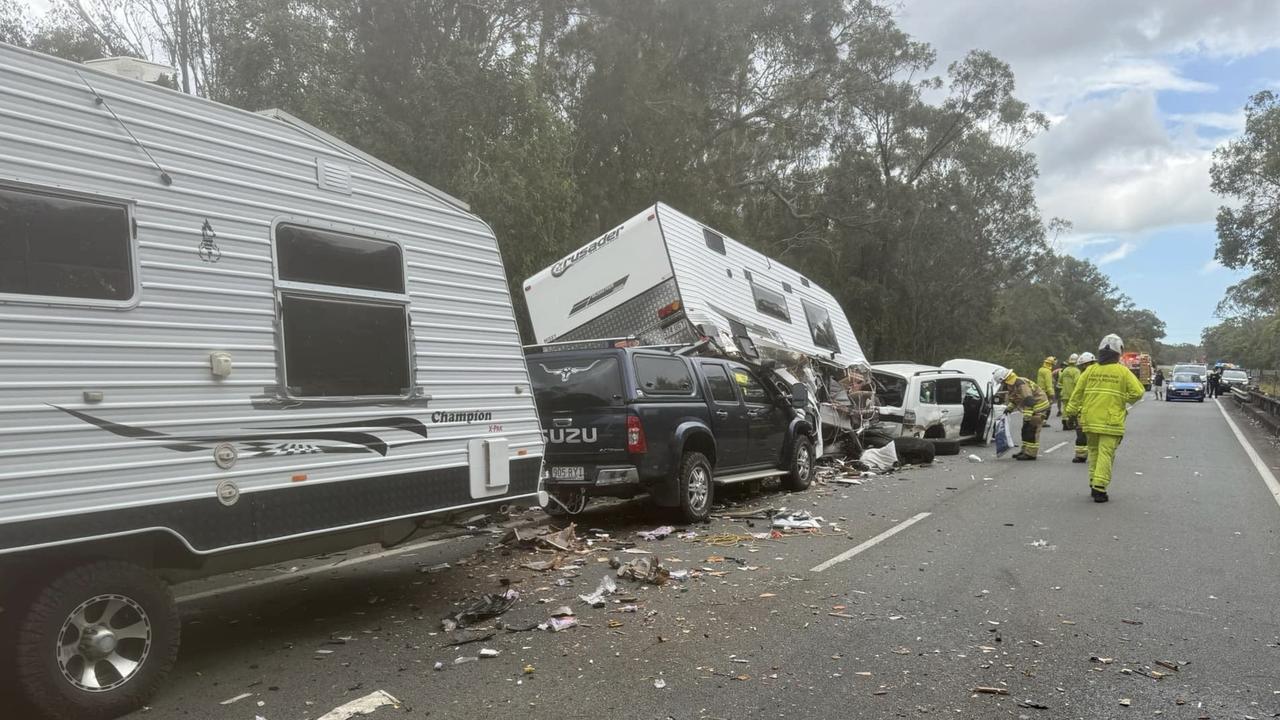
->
540;360;601;382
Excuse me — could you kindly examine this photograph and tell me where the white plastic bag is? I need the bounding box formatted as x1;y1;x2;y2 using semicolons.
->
859;441;899;472
994;414;1015;456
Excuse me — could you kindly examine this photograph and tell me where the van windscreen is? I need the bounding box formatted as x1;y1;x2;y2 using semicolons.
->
529;356;624;412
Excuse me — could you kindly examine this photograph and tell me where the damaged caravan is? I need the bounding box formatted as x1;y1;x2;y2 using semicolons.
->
522;203;875;455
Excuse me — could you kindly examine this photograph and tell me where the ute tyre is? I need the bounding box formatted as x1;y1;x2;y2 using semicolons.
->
676;452;714;523
784;435;815;491
16;561;180;720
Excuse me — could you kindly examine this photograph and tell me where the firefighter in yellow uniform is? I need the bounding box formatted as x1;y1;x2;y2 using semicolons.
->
1069;353;1094;462
1037;357;1057;415
994;368;1052;460
1064;334;1145;502
1059;353;1081;431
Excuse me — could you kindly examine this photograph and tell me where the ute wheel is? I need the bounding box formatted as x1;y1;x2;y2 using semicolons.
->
15;561;180;720
784;435;815;491
675;452;713;523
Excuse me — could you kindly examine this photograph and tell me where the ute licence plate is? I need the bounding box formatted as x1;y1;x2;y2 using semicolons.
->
551;466;585;481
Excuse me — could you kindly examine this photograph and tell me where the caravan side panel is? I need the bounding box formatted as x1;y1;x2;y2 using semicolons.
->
656;204;865;365
0;44;542;556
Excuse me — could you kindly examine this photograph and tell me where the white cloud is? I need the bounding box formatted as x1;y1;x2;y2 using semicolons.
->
1098;241;1139;265
1170;112;1246;133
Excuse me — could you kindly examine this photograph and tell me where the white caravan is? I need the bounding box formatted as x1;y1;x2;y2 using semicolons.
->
522;203;872;453
0;43;542;719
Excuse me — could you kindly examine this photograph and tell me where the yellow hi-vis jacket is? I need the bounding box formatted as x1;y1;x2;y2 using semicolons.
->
1037;362;1056;400
1059;365;1081;405
1064;361;1145;436
1006;377;1051;415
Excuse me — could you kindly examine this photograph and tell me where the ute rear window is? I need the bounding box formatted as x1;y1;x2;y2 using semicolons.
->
530;356;624;412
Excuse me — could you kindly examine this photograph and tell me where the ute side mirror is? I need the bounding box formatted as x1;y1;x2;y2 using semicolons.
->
791;383;808;409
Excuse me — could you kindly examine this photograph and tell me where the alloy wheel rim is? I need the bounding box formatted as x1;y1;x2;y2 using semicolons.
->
797;446;811;481
688;466;710;511
57;593;152;693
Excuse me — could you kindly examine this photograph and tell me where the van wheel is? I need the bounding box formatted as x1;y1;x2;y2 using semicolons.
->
784;435;815;491
676;452;713;523
15;561;180;720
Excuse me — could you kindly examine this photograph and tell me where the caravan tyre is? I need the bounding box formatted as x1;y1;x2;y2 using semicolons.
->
783;435;815;491
16;561;180;720
675;452;714;523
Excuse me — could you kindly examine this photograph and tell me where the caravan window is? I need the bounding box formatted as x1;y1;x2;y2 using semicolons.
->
750;282;790;322
277;224;404;294
273;222;412;399
801;299;840;352
281;294;410;397
703;228;726;255
0;185;133;302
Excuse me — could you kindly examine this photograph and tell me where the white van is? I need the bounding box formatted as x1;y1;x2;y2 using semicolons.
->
869;363;993;454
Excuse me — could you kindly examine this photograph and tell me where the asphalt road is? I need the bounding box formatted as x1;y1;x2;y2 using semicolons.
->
129;396;1280;720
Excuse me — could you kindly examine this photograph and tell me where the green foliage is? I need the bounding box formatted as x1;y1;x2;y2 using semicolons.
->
6;0;1165;363
1206;90;1280;372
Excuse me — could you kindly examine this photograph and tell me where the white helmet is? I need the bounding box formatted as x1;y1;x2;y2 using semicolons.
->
992;367;1014;385
1099;334;1123;353
1077;352;1096;366
1068;353;1079;364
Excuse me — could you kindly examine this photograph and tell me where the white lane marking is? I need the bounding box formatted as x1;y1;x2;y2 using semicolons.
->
176;536;457;603
1214;398;1280;512
810;512;931;573
1044;441;1068;455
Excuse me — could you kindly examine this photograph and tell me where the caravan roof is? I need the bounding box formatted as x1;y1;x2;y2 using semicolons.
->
523;203;865;366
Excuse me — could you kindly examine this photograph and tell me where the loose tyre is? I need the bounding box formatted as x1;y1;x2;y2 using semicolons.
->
934;440;962;456
15;561;180;720
675;451;713;523
784;435;815;491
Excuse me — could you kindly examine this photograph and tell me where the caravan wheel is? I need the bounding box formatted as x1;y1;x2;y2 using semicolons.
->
15;561;179;720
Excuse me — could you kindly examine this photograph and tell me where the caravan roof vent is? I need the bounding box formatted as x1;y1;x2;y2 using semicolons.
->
316;158;353;195
83;57;175;83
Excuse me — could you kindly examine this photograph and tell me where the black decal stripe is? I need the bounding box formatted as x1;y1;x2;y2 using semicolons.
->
0;457;542;554
261;416;430;440
55;407;393;455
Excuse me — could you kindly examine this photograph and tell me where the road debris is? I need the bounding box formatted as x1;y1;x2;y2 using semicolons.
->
579;575;619;605
967;454;983;463
653;678;667;689
771;510;823;530
442;589;519;630
479;648;500;658
546;616;578;632
972;687;1009;695
1119;698;1132;707
1090;656;1115;664
220;692;254;705
1018;699;1049;710
1154;660;1181;672
316;690;400;720
859;443;898;472
637;526;675;541
519;557;563;572
617;556;670;585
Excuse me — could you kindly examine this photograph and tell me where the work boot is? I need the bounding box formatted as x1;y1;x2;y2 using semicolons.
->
1015;453;1036;461
1091;488;1109;503
1072;456;1086;464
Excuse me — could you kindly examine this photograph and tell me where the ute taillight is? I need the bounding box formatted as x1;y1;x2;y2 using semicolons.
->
626;414;648;454
657;300;682;320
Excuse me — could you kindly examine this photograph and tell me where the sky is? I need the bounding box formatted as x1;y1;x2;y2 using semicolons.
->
897;1;1280;344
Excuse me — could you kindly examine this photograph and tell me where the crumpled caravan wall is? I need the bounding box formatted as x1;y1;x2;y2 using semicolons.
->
655;204;865;366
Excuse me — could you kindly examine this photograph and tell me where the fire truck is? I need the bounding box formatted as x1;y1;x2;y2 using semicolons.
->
1122;352;1154;391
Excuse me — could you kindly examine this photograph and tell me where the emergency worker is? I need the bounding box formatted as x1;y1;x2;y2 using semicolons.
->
1064;335;1145;502
1059;353;1081;431
993;367;1052;461
1038;356;1057;414
1069;353;1094;462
